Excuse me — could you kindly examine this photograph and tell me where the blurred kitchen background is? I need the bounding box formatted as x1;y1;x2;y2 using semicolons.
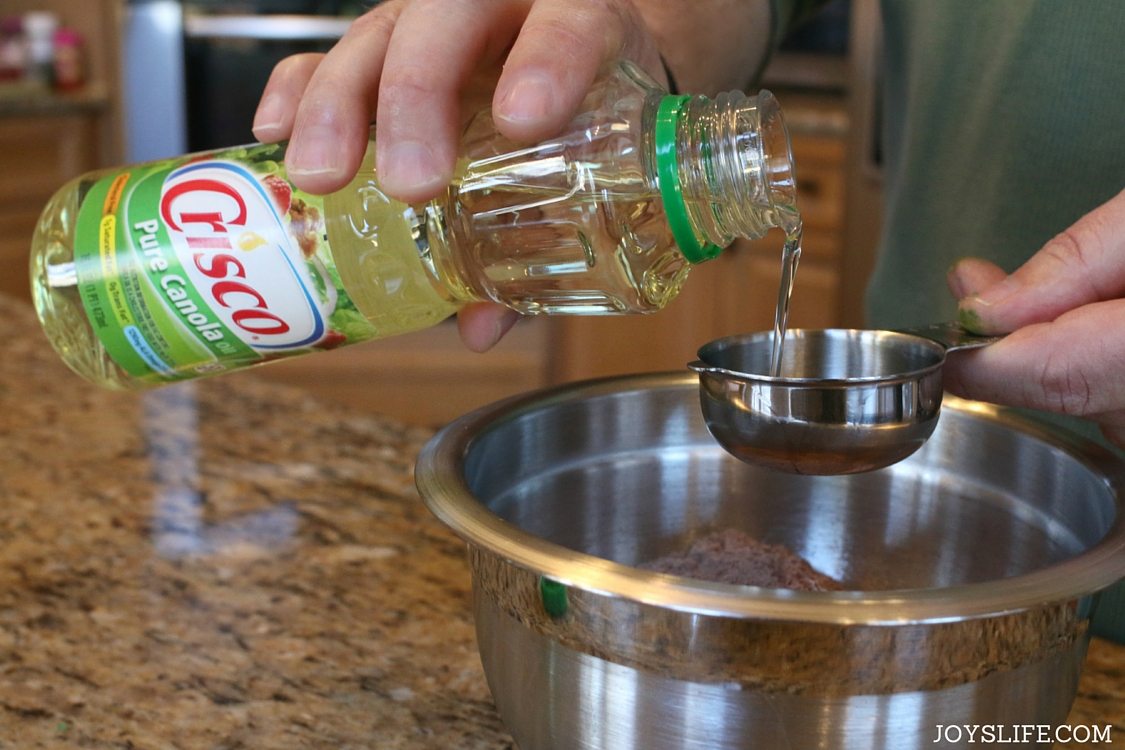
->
0;0;883;427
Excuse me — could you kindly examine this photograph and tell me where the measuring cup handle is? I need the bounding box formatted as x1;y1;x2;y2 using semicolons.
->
895;321;1006;352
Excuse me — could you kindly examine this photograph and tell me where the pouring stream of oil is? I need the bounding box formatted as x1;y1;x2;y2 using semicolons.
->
769;217;803;378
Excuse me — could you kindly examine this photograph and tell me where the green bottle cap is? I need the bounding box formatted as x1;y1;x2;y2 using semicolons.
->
655;94;723;264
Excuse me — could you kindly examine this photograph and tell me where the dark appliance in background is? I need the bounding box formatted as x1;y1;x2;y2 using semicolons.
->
122;0;371;162
780;0;849;57
183;0;850;149
123;0;848;160
183;0;374;151
764;0;851;91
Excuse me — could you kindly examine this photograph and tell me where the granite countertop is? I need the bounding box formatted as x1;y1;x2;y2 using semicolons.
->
0;295;1122;748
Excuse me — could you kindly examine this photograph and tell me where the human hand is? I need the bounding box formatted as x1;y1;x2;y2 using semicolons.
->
944;186;1125;448
250;0;669;351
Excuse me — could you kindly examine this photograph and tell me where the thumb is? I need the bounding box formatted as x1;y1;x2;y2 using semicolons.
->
456;302;520;353
955;185;1125;335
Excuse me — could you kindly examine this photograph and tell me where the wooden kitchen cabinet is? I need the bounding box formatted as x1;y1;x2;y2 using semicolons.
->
255;317;551;428
0;0;123;304
0;112;101;301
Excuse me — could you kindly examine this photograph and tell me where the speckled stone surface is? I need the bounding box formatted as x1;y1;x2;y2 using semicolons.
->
0;296;1122;748
0;297;511;749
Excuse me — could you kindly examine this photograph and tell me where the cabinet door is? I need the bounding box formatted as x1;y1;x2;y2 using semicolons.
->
547;256;726;382
723;249;841;334
253;318;550;428
0;207;45;302
0;114;98;302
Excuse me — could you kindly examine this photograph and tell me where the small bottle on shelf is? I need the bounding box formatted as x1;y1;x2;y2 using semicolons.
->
21;11;57;91
0;17;27;83
53;28;84;93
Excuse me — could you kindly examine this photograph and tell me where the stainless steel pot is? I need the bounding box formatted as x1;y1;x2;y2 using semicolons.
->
415;373;1125;750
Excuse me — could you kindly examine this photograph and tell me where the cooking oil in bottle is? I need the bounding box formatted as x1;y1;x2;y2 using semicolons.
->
31;60;798;390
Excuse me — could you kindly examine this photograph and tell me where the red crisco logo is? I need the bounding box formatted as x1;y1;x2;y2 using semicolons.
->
159;162;328;349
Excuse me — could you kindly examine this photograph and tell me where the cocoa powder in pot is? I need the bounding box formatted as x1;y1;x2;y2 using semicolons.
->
640;529;845;591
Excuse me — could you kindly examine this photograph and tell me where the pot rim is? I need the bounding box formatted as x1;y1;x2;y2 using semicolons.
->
415;372;1125;625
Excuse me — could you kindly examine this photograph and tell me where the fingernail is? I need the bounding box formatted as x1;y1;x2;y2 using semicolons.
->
973;275;1022;307
487;310;521;349
947;266;967;300
381;140;443;192
946;257;980;300
252;93;285;136
496;73;554;123
288;125;342;176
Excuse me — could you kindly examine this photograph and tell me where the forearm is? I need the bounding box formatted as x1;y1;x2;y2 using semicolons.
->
632;0;770;95
636;0;826;95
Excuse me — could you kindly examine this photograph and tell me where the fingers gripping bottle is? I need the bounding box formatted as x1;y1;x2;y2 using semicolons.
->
31;60;797;389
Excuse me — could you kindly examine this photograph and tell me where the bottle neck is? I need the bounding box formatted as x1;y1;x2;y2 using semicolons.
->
649;90;798;263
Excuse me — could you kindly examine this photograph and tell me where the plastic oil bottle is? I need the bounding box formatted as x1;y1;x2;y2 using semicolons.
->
30;60;797;390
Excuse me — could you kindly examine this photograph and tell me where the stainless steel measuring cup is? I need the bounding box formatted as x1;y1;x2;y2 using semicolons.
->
688;323;1004;475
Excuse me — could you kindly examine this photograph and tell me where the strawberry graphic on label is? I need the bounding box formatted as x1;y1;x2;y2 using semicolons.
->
314;330;348;350
264;174;292;215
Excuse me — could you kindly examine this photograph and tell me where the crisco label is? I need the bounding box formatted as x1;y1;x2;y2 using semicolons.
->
74;142;376;383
